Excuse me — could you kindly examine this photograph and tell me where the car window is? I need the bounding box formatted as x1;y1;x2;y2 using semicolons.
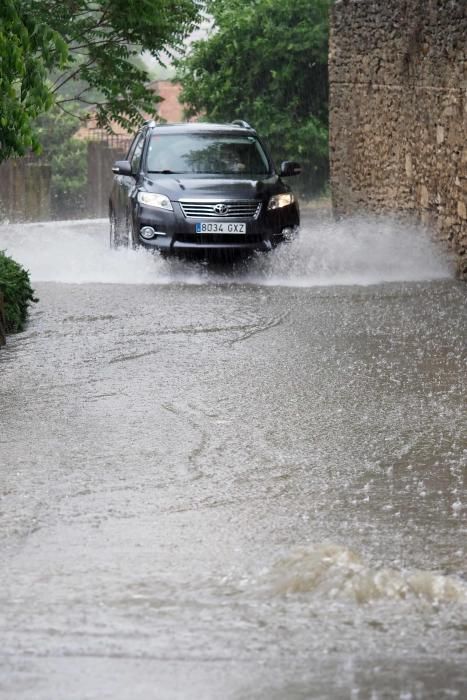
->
130;133;145;174
146;134;271;175
126;133;141;161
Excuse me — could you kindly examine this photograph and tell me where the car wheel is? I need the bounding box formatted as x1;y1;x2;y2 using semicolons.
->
109;209;120;249
110;211;137;249
127;217;137;249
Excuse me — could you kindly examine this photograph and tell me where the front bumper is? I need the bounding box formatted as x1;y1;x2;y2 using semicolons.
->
134;201;299;255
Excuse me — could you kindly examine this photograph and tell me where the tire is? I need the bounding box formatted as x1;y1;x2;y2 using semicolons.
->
110;210;136;249
127;216;137;250
109;209;121;249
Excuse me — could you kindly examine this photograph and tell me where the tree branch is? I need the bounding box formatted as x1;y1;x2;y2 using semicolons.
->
51;58;94;92
56;96;106;106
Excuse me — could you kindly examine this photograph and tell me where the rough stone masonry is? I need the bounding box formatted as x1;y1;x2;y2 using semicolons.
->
329;0;467;278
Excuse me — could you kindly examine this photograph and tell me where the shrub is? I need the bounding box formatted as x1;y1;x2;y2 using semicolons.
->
35;109;88;218
0;252;38;334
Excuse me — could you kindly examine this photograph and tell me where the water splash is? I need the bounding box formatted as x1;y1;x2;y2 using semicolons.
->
246;215;453;287
0;219;163;285
260;545;467;604
0;215;453;286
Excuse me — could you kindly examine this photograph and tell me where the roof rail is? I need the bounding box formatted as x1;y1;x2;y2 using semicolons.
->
143;119;156;128
231;119;253;129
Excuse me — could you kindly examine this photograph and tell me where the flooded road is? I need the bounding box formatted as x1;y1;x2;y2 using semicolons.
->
0;216;466;699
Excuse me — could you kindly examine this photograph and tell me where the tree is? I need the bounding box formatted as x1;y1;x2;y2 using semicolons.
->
33;0;201;130
0;0;67;160
1;0;201;161
176;0;330;192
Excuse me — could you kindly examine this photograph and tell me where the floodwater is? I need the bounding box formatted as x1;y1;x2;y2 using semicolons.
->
0;214;466;699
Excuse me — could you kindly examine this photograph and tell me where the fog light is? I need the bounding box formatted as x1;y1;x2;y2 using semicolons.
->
140;226;156;239
141;226;167;239
281;226;294;240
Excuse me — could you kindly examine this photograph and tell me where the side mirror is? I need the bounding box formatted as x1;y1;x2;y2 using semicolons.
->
280;161;302;177
112;160;133;176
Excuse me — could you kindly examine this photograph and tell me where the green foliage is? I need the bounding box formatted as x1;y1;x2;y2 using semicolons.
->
34;0;201;130
176;0;331;192
0;0;68;160
0;251;38;334
1;0;201;161
35;109;87;215
50;138;87;214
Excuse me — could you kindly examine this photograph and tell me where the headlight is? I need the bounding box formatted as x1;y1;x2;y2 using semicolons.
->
267;193;295;210
137;192;173;211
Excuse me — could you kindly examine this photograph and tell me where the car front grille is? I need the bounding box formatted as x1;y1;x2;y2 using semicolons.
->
179;200;262;219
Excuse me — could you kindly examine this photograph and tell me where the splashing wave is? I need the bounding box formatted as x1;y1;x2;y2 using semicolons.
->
260;545;467;604
0;215;453;286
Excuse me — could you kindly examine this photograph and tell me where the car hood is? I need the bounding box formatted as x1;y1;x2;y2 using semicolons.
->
142;174;286;201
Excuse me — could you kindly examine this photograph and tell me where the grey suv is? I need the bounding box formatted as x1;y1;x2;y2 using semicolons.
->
109;120;301;257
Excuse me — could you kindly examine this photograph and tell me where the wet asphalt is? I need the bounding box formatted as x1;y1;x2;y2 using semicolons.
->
0;217;466;699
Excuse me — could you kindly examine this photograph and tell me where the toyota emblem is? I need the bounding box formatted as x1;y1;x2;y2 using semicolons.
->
214;203;229;216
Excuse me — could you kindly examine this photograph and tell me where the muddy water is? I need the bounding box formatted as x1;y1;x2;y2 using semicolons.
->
0;217;466;699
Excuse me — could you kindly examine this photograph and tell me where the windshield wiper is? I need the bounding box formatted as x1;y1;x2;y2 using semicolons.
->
147;170;188;174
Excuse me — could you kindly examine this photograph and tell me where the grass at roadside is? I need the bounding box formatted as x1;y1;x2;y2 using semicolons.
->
0;252;37;334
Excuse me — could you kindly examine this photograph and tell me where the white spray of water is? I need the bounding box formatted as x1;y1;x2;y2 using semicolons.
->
260;544;467;605
247;215;453;287
0;216;453;286
0;219;163;285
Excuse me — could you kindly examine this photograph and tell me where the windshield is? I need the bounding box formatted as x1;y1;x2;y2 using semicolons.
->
146;133;271;176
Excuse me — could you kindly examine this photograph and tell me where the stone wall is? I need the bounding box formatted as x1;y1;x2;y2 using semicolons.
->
329;0;467;277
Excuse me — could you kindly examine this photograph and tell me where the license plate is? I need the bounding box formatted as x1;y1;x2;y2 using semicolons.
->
195;222;246;234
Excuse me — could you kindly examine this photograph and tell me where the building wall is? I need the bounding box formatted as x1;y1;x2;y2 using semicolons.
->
329;0;467;277
74;80;185;142
147;81;186;123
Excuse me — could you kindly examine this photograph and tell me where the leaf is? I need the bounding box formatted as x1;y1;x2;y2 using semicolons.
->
176;0;330;192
